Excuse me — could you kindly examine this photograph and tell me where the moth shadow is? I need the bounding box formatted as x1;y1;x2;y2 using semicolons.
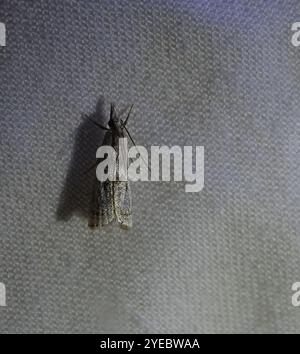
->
56;97;106;224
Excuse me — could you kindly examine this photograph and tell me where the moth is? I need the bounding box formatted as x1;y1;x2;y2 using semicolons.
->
88;104;136;229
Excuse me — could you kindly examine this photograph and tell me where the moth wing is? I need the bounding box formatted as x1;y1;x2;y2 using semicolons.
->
114;180;132;229
99;180;115;226
97;130;132;228
114;136;132;228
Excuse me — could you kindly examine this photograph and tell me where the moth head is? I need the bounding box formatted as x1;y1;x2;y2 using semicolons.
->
108;105;124;136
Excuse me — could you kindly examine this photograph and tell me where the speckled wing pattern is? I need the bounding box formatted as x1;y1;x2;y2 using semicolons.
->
98;131;132;229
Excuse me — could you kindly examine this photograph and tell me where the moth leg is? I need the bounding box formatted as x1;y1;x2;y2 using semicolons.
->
82;113;110;131
89;119;110;131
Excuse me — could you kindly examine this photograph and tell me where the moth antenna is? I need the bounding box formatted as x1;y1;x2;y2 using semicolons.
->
123;125;136;147
124;126;151;175
123;104;134;126
110;103;116;119
118;105;131;118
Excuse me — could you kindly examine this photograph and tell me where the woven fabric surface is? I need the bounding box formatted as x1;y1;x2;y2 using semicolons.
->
0;0;300;333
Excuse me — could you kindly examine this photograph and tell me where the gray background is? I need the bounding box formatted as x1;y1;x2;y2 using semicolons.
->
0;0;300;333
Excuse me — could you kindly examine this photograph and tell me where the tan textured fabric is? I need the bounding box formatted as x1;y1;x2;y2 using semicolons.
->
0;0;300;333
